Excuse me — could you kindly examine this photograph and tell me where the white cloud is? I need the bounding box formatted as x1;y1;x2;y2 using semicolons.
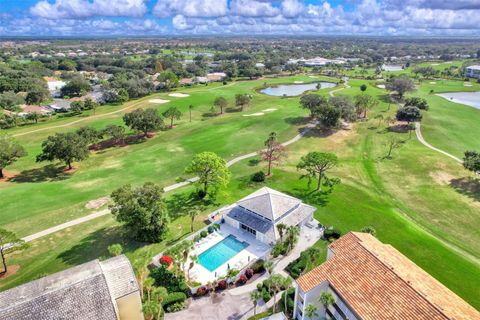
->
154;0;227;18
30;0;147;19
281;0;304;18
230;0;280;17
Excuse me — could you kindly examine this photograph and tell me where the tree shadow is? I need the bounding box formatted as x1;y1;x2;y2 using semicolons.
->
202;111;219;118
450;177;480;202
387;124;409;133
290;185;331;207
302;126;336;138
284;116;310;126
225;107;242;113
165;192;206;220
90;138;127;151
9;164;71;183
248;158;261;166
57;226;144;266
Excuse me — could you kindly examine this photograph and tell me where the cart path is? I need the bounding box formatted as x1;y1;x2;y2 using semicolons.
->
415;122;462;163
16;80;350;244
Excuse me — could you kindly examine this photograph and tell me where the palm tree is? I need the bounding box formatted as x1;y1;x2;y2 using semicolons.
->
142;301;158;320
282;276;293;315
305;303;319;319
188;254;197;281
189;104;194;122
189;208;200;232
133;257;148;300
250;290;262;316
152;287;167;320
319;292;335;313
276;223;287;242
286;226;300;252
182;247;190;273
144;277;155;301
268;274;285;313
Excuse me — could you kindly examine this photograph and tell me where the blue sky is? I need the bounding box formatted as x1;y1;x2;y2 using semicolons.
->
0;0;479;36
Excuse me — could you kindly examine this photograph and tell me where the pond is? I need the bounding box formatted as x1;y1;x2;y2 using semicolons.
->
260;82;336;97
437;92;480;110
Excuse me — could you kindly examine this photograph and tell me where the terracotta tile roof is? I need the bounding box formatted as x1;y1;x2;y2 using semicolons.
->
297;232;480;320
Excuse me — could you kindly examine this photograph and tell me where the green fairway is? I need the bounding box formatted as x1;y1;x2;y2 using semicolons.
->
1;75;479;310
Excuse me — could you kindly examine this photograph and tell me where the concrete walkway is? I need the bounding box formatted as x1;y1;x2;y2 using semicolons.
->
415;122;462;163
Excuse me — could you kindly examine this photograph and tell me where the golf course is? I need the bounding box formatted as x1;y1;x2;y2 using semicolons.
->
1;72;479;309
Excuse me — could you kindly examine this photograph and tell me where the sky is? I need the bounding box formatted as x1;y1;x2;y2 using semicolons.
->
0;0;480;37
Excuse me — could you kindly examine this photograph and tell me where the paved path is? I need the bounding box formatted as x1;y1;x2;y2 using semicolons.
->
415;122;462;163
16;79;348;245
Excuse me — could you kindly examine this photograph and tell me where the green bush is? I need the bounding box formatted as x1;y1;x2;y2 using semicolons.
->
165;301;185;313
162;292;187;307
286;247;321;278
281;288;295;313
251;171;266;182
150;265;189;294
207;226;214;233
193;234;201;242
261;288;271;302
213;223;220;230
248;311;273;320
323;228;341;240
200;230;208;238
251;259;265;274
271;241;287;257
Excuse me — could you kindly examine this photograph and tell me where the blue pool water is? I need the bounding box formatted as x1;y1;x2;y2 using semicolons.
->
198;235;249;272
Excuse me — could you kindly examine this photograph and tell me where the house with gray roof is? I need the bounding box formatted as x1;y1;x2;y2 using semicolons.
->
0;255;143;320
216;187;316;245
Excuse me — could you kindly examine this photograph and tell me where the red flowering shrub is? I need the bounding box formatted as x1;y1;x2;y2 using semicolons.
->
236;274;248;286
159;255;173;266
244;268;254;279
217;279;228;290
196;286;207;296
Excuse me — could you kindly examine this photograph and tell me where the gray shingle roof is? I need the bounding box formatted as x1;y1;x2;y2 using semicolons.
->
0;255;139;320
226;206;273;234
236;187;301;222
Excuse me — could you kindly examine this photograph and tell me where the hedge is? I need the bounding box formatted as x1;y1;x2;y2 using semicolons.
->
162;292;187;307
251;259;265;274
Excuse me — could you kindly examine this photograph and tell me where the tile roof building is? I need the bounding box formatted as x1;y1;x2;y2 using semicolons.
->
0;255;143;320
215;187;316;245
294;232;480;320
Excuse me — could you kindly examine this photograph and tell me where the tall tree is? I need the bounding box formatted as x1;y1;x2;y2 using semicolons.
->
188;207;201;232
157;71;179;90
300;94;327;118
188;104;194;122
0;228;25;275
329;95;356;122
162;107;182;128
385;136;402;159
354;94;378;118
0;134;26;178
110;182;169;242
103;124;126;145
214;96;228;114
315;104;341;129
276;223;287;242
267;274;286;313
235;94;251;111
463;150;480;174
297;152;338;191
286;225;300;252
184;152;231;197
123;108;164;137
36;132;89;170
260;132;286;176
76;126;102;146
386;76;415;99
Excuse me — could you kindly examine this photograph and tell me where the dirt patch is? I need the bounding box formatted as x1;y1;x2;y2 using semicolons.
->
262;108;277;112
0;265;20;279
243;112;265;117
0;170;17;182
86;196;110;209
168;93;190;98
430;171;455;185
149;99;170;104
293;81;304;84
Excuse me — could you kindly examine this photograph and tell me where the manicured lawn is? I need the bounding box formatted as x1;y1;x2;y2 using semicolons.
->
1;76;479;311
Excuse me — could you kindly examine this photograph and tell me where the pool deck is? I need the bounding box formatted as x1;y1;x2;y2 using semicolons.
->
188;223;270;285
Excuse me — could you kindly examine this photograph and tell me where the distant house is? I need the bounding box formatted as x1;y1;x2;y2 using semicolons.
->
43;77;66;98
207;72;227;82
47;99;71;112
294;232;480;320
180;78;194;86
214;187;316;245
18;104;52;116
465;65;480;79
0;255;143;320
255;62;265;68
196;76;208;84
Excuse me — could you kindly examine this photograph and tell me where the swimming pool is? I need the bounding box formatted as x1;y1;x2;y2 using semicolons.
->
198;235;249;272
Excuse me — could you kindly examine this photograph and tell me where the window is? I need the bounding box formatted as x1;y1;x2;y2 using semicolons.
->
241;224;257;235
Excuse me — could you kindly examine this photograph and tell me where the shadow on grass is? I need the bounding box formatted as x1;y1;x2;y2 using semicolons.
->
57;226;144;266
387;124;409;133
165;192;218;220
9;164;71;183
450;177;480;202
290;186;331;207
225;107;242;113
284;116;311;126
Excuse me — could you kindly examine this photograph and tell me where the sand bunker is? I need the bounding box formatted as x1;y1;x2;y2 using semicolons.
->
293;81;304;84
464;83;473;87
376;84;386;89
309;75;318;78
429;82;436;84
168;93;190;98
85;196;110;209
262;108;277;112
243;112;265;117
149;99;170;104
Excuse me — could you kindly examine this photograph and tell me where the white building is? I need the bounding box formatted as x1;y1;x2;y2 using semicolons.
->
465;65;480;79
214;187;316;245
294;232;480;320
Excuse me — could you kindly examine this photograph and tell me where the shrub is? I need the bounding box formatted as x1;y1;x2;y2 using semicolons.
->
323;228;341;240
165;301;185;313
207;226;214;233
217;279;228;290
236;274;248;285
193;234;201;242
360;226;377;236
261;288;271;302
196;286;207;296
244;268;254;279
257;283;263;291
213;223;220;230
271;241;287;257
150;265;188;294
251;259;265;274
251;171;266;182
162;292;187;307
281;288;295;313
200;230;208;238
159;255;173;266
197;189;207;199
